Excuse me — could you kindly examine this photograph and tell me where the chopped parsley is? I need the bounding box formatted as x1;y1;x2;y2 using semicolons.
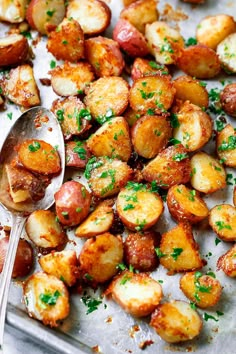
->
215;221;232;231
96;108;114;125
73;141;86;160
203;313;219;322
81;294;103;314
50;60;56;69
171;247;183;260
155;248;166;258
7;112;12;120
172;153;188;161
218;136;236;151
123;204;135;211
46;9;56;17
170;113;180;128
215;237;222;246
139;89;155;99
56;109;64;123
185;37;197;47
28;141;41;152
39;290;61;306
85;157;104;179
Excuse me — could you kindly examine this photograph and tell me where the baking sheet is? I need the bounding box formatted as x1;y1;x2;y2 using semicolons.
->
0;0;236;353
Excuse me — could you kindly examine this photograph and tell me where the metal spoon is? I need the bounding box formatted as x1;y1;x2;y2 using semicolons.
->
0;107;65;351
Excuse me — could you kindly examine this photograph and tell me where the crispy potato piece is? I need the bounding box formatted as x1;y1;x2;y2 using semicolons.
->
217;33;236;74
209;204;236;242
85;36;124;77
26;0;65;35
50;61;95;97
47;18;84;62
180;272;222;308
216;124;236;168
123;106;140;127
217;244;236;277
0;0;27;23
39;250;78;287
105;271;162;317
123;0;138;5
87;117;132;162
116;182;164;231
190;152;226;194
220;83;236;117
66;0;111;36
129;76;176;115
51;96;91;139
150;300;202;343
1;65;40;107
173;75;209;108
167;184;209;224
196;14;236;50
79;232;123;283
173;101;213;152
113;19;149;58
54;181;91;227
131;115;172;159
65;141;91;169
120;0;159;34
0;34;29;67
159;222;204;273
86;157;133;198
75;200;114;238
23;272;70;327
18;139;60;175
131;58;169;81
25;210;67;248
124;231;159;271
84;77;129;120
143;145;191;189
177;45;221;79
145;21;184;65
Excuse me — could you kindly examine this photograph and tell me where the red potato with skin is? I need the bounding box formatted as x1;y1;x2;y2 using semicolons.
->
65;141;91;169
0;34;29;67
54;181;91;226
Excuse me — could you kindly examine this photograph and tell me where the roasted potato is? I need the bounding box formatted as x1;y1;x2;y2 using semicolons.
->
190;152;226;194
145;21;184;65
217;33;236;74
177;45;221;79
85;36;124;77
23;272;70;327
143;145;191;189
0;0;27;23
167;184;209;224
0;34;29;67
131;58;169;81
123;0;138;6
129;75;176;115
116;182;164;231
75;200;114;238
66;0;111;36
159;222;204;273
150;300;202;343
131;115;172;159
217;244;236;277
105;271;162;317
25;210;67;249
209;204;236;242
54;181;91;227
216;124;236;167
65;141;91;169
123;106;141;127
220;83;236;117
39;250;78;287
79;232;123;283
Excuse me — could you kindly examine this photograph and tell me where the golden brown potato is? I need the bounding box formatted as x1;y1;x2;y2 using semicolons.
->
190;152;226;194
150;300;202;343
39;250;78;287
143;145;191;189
217;244;236;277
220;83;236;117
216;124;236;168
25;210;67;249
86;157;132;198
124;231;159;271
47;18;84;62
123;0;138;6
18;139;61;175
131;58;169;81
120;0;159;34
167;184;209;224
23;272;70;327
173;75;209;108
75;199;114;238
0;0;27;23
173;101;213;152
116;182;164;231
209;204;236;242
50;61;95;97
87;117;132;162
123;106;141;127
177;45;221;79
129;76;176;115
51;96;91;139
65;141;91;169
180;272;222;308
196;14;236;50
145;21;184;65
131;115;172;159
159;222;204;273
66;0;111;36
79;232;124;283
84;77;129;120
0;34;29;67
217;33;236;74
85;36;124;77
105;271;162;317
1;65;40;107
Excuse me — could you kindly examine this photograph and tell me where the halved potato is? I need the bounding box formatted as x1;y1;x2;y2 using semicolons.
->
220;83;236;117
131;58;169;81
0;0;27;23
217;33;236;74
216;124;236;168
209;204;236;242
217;244;236;277
0;34;29;67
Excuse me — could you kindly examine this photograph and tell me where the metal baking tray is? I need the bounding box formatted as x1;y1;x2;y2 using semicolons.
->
0;0;236;353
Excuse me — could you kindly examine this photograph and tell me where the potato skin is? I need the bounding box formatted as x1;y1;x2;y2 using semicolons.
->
217;244;236;277
220;83;236;117
209;204;236;242
55;181;91;226
216;124;236;167
0;34;29;67
65;141;91;169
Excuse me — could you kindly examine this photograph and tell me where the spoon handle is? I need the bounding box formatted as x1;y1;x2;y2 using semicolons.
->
0;214;26;350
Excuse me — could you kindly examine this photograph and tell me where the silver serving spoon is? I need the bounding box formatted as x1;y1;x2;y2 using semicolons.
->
0;107;65;351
